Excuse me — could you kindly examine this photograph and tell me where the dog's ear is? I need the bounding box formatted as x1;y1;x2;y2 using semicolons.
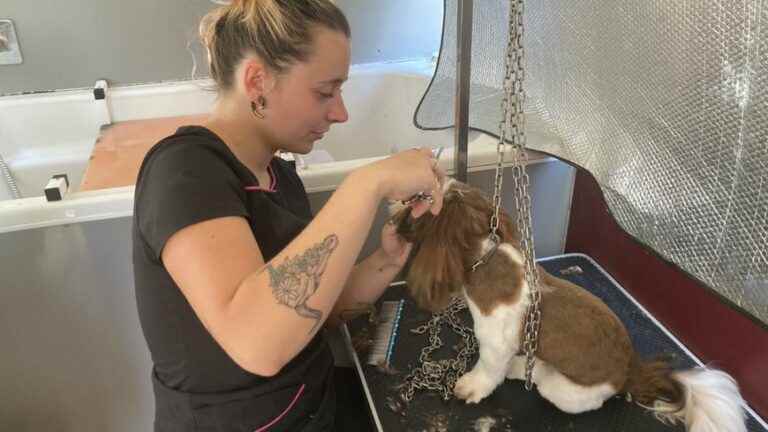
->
392;206;415;241
401;180;495;311
404;195;472;312
406;233;465;312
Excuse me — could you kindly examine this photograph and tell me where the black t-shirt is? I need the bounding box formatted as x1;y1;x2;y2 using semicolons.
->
132;126;335;431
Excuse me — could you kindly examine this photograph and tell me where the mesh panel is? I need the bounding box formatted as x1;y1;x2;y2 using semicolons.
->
415;0;768;324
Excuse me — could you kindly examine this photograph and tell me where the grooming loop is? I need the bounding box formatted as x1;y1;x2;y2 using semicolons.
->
470;232;501;272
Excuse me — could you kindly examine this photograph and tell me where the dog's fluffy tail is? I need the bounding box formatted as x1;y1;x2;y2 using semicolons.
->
623;356;747;432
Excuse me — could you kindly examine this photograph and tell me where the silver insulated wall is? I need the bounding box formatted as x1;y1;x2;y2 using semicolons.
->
416;0;768;324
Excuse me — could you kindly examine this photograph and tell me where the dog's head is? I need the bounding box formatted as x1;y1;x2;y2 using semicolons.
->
390;179;520;312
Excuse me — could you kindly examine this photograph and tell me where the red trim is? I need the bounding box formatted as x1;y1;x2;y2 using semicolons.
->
244;185;276;193
244;164;278;193
565;169;768;420
253;383;306;432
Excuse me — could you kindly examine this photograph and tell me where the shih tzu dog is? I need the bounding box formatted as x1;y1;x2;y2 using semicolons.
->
390;179;747;432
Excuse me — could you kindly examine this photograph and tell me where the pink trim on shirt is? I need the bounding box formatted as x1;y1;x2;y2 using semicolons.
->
253;383;306;432
244;164;278;193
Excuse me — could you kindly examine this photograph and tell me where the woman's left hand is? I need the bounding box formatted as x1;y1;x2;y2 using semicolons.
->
380;220;412;268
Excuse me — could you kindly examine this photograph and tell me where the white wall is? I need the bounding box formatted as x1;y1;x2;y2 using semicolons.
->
0;0;443;95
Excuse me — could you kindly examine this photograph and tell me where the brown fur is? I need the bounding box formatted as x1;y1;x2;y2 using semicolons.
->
623;355;685;407
395;181;521;312
394;181;681;402
464;245;525;315
535;270;633;388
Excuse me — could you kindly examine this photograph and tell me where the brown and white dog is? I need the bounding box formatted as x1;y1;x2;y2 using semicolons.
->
391;179;747;432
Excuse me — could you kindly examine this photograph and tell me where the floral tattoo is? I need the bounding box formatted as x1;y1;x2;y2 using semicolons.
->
266;235;339;333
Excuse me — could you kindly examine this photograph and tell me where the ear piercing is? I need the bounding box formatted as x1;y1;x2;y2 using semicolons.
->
250;95;267;119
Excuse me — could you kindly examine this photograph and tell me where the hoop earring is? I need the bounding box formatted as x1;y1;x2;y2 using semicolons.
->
251;95;267;119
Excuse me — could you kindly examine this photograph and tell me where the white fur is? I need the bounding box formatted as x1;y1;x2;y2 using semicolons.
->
514;357;617;414
492;241;524;266
645;367;747;432
442;178;457;194
455;243;618;412
455;244;529;403
456;284;528;403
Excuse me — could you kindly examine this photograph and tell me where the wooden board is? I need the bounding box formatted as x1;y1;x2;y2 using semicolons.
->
78;114;207;192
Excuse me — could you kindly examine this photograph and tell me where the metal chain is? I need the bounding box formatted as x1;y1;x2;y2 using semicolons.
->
398;296;478;402
490;0;516;237
494;0;542;391
400;0;541;401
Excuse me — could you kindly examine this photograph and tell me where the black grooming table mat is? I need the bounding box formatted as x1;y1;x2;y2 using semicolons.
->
345;254;767;431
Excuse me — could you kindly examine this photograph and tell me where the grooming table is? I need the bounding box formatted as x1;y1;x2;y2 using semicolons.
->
344;254;768;431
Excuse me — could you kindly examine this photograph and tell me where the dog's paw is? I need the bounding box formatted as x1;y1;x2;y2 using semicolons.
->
454;370;496;404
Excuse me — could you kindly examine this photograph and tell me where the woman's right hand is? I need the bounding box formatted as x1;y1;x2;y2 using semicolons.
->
360;148;444;218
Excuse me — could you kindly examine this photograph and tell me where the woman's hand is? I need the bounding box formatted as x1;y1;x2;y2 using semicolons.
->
379;219;412;269
361;148;445;218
